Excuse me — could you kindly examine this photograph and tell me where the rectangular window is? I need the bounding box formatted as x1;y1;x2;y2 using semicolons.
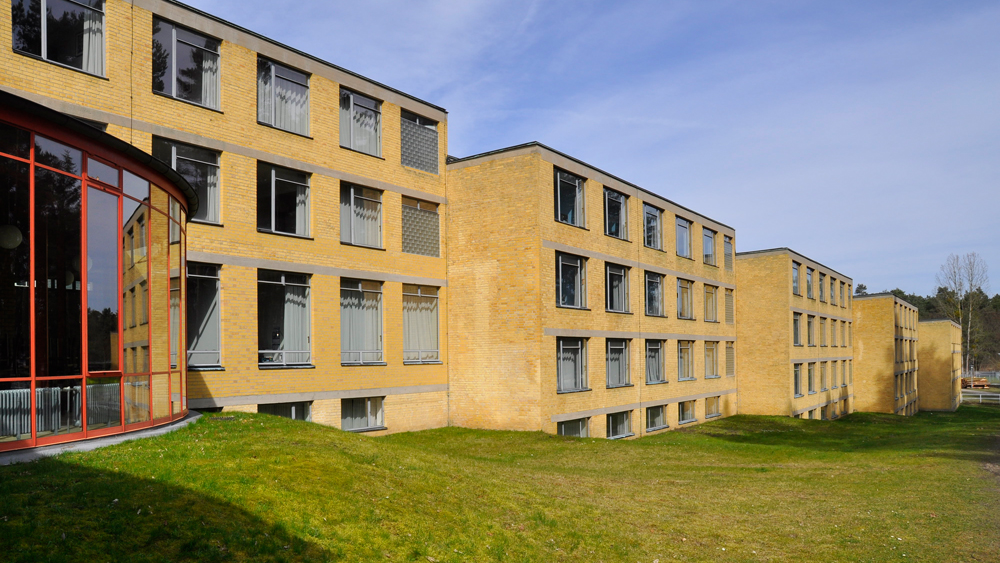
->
820;318;827;346
645;272;663;316
724;235;733;270
259;401;310;421
555;170;585;227
679;400;696;423
704;285;718;322
152;137;220;223
831;320;838;346
806;268;814;298
12;0;105;75
705;341;718;377
187;263;221;367
793;313;802;346
829;278;837;305
341;397;384;431
808;363;816;393
339;89;382;157
403;285;439;363
257;162;309;237
849;360;853;384
849;322;852;343
557;337;587;392
831;361;839;387
606;264;629;313
792;262;800;295
706;396;721;417
703;228;716;265
725;288;734;324
646;340;664;383
401;197;440;257
643;204;662;249
819;273;826;302
842;360;847;386
807;315;815;346
340;183;382;248
726;342;735;376
646;405;666;431
840;282;845;307
257;270;311;366
820;362;827;390
606;339;630;387
257;57;310;136
604;188;627;239
794;364;802;396
556;253;587;308
677;340;694;380
558;418;588;437
675;217;692;258
677;279;693;319
152;18;220;109
400;110;439;174
341;279;383;364
607;411;632;439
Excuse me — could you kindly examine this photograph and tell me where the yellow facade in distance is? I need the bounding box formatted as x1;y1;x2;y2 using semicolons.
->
852;294;919;415
446;143;739;438
917;319;961;411
735;249;855;419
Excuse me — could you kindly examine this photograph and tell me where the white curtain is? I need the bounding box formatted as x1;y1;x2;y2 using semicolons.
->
283;285;309;364
607;343;625;386
257;61;272;123
646;344;661;382
341;288;381;362
82;7;104;75
339;92;352;147
189;277;220;366
201;51;220;110
352;105;381;156
276;77;309;135
204;161;219;223
295;183;308;236
340;186;352;243
354;197;380;247
403;294;438;361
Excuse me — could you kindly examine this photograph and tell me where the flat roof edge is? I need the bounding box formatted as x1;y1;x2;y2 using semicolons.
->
853;292;918;309
736;247;853;282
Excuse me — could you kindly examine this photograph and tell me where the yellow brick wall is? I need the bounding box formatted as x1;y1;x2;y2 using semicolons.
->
853;295;919;415
918;320;961;412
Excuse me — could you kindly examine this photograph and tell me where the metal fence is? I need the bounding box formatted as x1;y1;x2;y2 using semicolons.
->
962;391;1000;405
973;371;1000;385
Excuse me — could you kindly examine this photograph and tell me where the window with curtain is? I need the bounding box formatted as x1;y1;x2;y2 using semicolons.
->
806;268;814;298
257;57;310;136
606;411;632;439
678;400;696;423
831;320;838;346
819;272;826;301
555;170;584;227
401;197;440;257
341;397;383;431
606;339;629;388
807;315;815;346
558;418;588;437
643;204;661;249
677;279;693;319
646;406;666;431
706;396;721;417
341;279;383;364
556;253;586;308
152;137;220;224
12;0;105;76
820;317;827;346
794;363;802;396
257;270;311;366
704;341;718;377
840;282;845;306
808;363;815;392
645;272;663;316
703;228;716;265
677;340;693;380
704;285;717;322
829;278;837;305
831;361;838;387
187;263;221;368
403;285;439;363
557;337;587;392
152;18;220;110
604;188;627;239
257;162;309;237
340;183;382;248
675;216;691;258
606;264;629;313
724;235;733;270
726;342;735;376
792;262;800;295
646;340;664;383
793;313;801;345
340;89;381;157
821;362;827;390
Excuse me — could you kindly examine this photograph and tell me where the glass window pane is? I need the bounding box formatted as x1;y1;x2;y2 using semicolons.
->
0;122;31;159
87;187;119;371
46;0;104;74
35;136;81;175
86;375;121;430
0;381;32;441
87;158;118;187
36;379;84;436
152;18;171;94
11;0;42;56
174;41;219;108
0;156;31;378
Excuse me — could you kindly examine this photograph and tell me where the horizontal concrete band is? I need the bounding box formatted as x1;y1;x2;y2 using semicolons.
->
544;240;736;290
791;393;854;416
550;388;737;423
543;327;736;342
188;383;448;409
789;307;852;323
123;339;150;349
0;86;446;206
187;251;448;287
790;356;854;364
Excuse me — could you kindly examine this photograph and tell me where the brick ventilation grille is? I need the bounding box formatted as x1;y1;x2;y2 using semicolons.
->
401;119;439;174
402;206;440;257
726;345;735;376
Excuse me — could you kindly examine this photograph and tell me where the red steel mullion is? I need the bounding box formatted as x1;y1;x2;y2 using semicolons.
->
118;168;125;428
80;162;89;436
146;202;153;422
28;131;36;446
166;226;171;420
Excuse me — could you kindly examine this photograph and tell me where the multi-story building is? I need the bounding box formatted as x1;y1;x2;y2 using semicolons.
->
2;0;450;438
852;294;919;415
734;248;854;419
917;319;961;412
446;143;739;438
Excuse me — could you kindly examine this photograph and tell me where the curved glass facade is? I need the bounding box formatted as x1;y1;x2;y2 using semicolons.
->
0;114;189;451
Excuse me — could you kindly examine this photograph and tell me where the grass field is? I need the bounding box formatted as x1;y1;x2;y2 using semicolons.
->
1;406;999;562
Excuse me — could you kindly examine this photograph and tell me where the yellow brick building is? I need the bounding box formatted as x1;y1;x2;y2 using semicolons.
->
1;0;450;434
852;294;919;415
734;248;855;419
917;319;961;412
446;143;739;438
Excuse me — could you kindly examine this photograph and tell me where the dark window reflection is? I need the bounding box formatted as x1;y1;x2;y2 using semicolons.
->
0;122;31;159
11;0;42;57
88;188;118;371
86;376;121;429
35;135;81;175
123;375;149;424
0;156;31;378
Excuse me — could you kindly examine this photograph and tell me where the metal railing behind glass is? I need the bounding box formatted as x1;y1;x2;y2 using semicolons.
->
258;350;311;366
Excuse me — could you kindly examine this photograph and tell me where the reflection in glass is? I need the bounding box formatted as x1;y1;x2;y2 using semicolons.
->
86;376;121;429
0;122;31;158
149;189;169;374
35;136;81;174
11;0;42;57
123;171;149;202
0;381;31;442
0;156;31;378
36;379;83;437
151;373;168;420
123;375;149;424
88;188;119;371
45;0;104;74
87;157;118;187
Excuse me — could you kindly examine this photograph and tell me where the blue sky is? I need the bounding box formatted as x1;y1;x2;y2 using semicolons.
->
193;0;1000;295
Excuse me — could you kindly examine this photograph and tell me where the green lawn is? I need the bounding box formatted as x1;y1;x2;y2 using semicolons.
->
2;406;999;562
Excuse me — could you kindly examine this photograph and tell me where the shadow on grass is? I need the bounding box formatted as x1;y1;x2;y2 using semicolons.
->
0;455;332;563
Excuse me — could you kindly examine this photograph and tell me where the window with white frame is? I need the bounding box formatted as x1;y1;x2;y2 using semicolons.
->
606;339;630;387
645;272;663;316
257;162;309;236
806;267;814;298
646;340;664;383
643;204;662;249
820;317;827;346
840;282;845;307
841;360;847;386
678;340;694;380
793;313;802;345
794;363;802;396
706;396;721;417
725;288;734;324
339;89;381;157
830;277;837;305
792;262;801;295
257;57;310;136
703;228;716;265
675;216;692;258
557;253;586;308
820;361;827;390
705;285;718;322
555;170;585;227
257;270;310;366
606;264;629;313
808;363;815;392
340;183;382;248
604;188;627;239
558;418;588;437
831;320;838;346
724;235;733;270
401;197;440;257
152;137;220;223
807;315;815;346
726;341;735;376
679;400;696;423
841;321;846;346
831;360;839;387
557;337;587;392
187;263;221;368
403;285;439;363
401;111;439;174
705;341;719;377
607;411;632;438
341;279;383;364
646;405;667;431
819;272;827;302
152;18;220;109
341;397;384;431
12;0;105;75
677;279;693;319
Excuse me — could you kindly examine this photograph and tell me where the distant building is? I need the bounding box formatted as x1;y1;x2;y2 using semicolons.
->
917;319;961;412
852;294;919;415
